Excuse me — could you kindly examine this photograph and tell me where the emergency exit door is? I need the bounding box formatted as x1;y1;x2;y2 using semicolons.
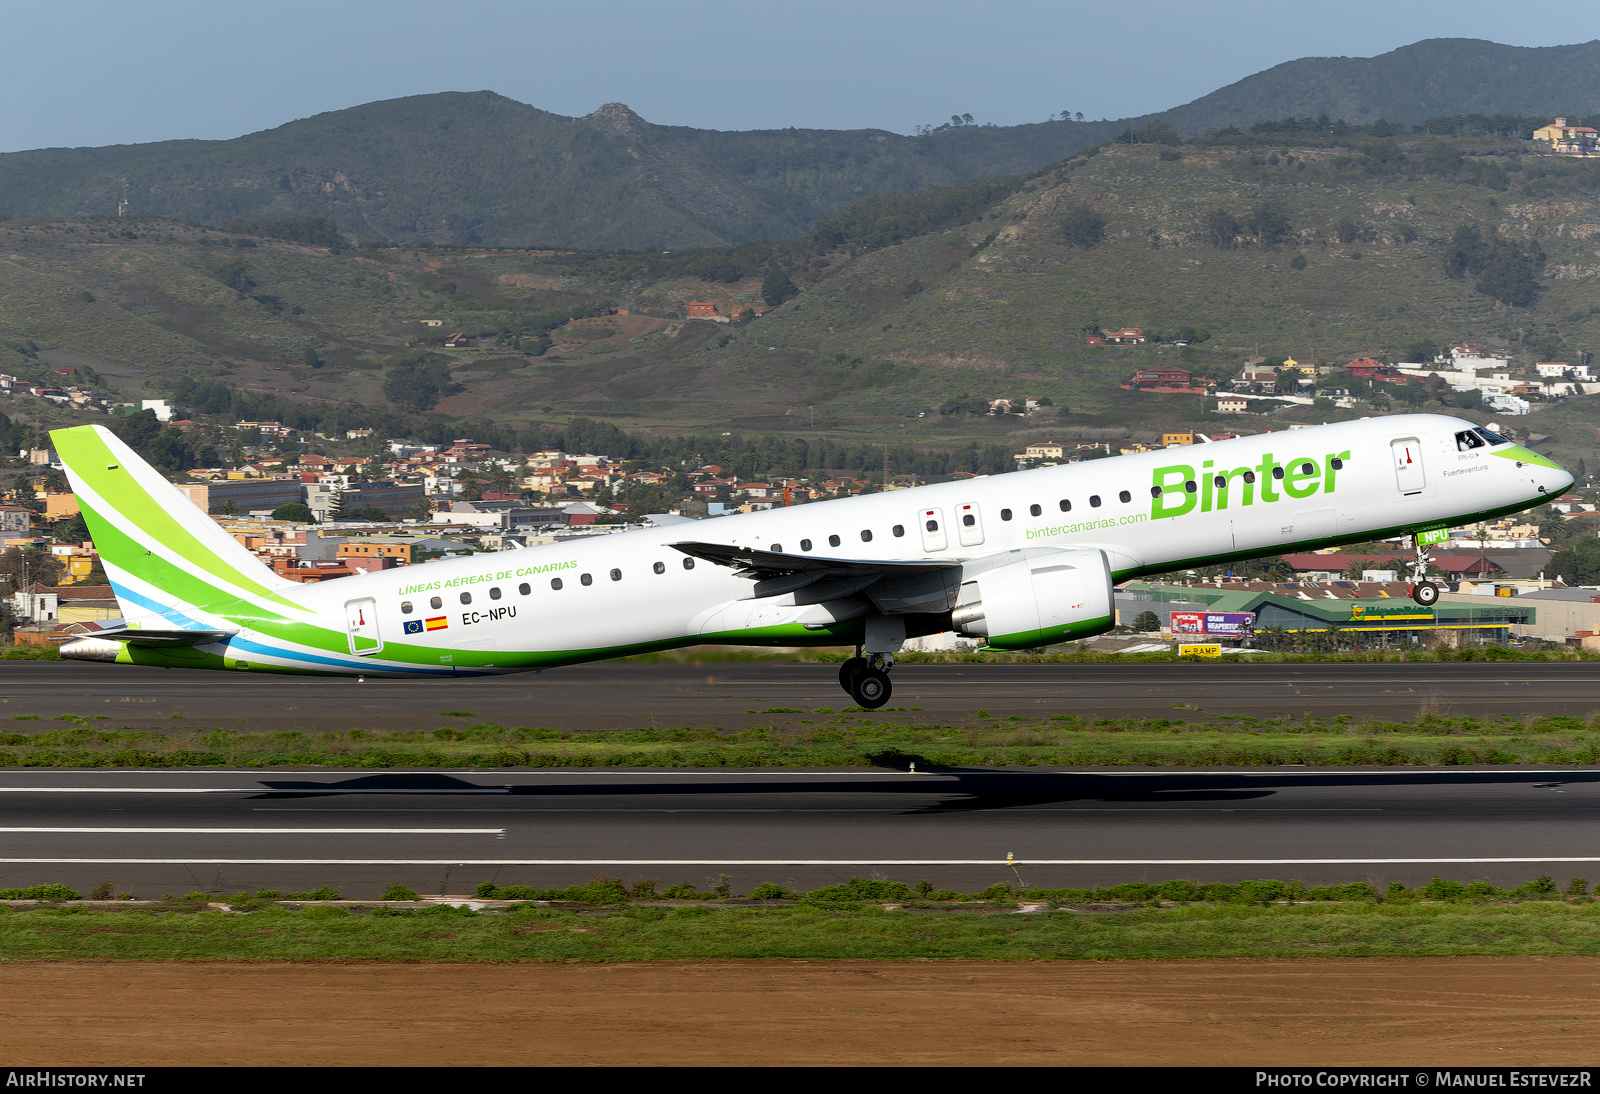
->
345;598;383;656
1391;438;1426;496
919;507;948;552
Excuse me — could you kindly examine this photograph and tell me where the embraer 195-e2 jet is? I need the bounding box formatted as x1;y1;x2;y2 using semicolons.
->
49;416;1571;708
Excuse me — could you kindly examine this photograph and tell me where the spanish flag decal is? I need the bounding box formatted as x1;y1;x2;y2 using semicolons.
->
425;616;449;632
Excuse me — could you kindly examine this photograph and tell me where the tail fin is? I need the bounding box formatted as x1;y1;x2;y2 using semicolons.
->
51;425;302;626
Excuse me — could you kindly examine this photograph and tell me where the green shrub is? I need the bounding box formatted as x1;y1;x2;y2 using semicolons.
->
801;877;916;904
380;884;419;901
746;882;797;900
0;883;80;901
282;886;341;901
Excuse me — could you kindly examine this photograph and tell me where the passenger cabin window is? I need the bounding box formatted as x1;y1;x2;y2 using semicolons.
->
962;514;975;526
489;587;501;600
551;578;563;590
1243;471;1256;484
860;529;873;542
610;569;622;581
800;539;813;551
1119;490;1131;503
892;525;905;537
460;592;472;605
1331;458;1344;470
1089;495;1102;508
682;558;695;570
430;596;442;609
1185;480;1197;493
519;583;530;595
1214;475;1226;488
1029;504;1041;517
925;519;939;532
770;543;782;553
1272;466;1285;480
1455;430;1486;451
653;561;665;574
401;601;414;614
1298;462;1315;475
1000;509;1013;521
828;535;840;547
580;573;593;586
1059;499;1071;512
1150;486;1162;498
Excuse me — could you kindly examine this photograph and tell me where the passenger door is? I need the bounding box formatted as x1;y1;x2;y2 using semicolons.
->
345;597;382;656
957;503;985;547
1391;438;1426;496
919;507;948;552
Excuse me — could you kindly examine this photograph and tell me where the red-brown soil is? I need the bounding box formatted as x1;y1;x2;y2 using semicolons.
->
6;958;1599;1066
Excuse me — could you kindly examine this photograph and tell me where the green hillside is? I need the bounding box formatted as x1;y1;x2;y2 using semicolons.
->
2;124;1599;473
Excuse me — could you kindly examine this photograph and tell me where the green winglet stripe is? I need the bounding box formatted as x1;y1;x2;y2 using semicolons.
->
1494;445;1566;472
54;427;299;611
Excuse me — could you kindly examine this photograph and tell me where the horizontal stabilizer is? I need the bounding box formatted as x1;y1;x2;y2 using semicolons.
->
78;626;236;647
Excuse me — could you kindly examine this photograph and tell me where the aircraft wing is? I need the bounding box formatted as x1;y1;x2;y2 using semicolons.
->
669;541;960;580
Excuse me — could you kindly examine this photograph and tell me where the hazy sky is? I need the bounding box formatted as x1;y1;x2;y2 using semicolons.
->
3;0;1595;152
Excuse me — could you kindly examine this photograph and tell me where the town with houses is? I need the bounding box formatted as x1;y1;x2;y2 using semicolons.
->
3;337;1599;655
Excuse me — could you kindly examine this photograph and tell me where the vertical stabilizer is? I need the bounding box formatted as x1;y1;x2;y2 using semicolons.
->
50;425;302;625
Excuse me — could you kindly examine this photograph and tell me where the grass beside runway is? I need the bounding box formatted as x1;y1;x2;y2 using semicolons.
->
2;711;1599;767
3;888;1599;961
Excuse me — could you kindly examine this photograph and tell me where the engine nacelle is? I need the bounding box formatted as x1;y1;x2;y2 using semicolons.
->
950;549;1114;650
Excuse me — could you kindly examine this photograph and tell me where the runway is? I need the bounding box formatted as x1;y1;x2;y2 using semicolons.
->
2;659;1599;731
2;766;1597;897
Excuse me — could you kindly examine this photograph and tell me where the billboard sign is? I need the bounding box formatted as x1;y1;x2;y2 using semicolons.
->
1170;611;1255;637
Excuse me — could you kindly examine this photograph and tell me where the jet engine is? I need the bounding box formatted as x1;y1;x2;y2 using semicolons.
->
950;548;1115;650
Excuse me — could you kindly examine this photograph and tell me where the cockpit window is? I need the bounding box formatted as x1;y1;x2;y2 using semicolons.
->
1474;427;1509;446
1455;430;1486;451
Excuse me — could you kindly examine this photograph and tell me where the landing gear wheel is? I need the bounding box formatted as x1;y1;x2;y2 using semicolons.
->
1411;580;1440;607
838;657;867;694
850;668;892;710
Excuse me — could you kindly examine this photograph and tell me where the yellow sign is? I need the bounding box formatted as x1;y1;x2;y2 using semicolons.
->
1178;644;1222;658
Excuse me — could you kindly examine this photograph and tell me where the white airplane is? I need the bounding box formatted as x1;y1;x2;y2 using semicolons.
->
52;414;1569;708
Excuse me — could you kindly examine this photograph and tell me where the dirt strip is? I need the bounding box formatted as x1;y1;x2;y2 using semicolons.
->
4;958;1599;1066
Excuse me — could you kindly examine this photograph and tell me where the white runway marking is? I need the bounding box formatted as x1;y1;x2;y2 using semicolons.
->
0;856;1595;866
0;788;511;794
254;807;1384;814
0;827;504;834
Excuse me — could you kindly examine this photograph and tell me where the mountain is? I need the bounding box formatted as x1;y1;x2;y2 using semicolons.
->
0;94;1114;250
1159;38;1600;135
0;38;1595;248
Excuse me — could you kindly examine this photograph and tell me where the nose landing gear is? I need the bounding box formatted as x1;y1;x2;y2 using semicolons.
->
838;648;894;709
1407;536;1440;606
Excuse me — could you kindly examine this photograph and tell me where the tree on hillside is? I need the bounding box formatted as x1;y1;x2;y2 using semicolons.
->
1060;203;1106;248
1442;224;1542;307
1137;119;1179;146
1549;537;1600;585
761;268;798;307
1132;610;1161;632
382;355;458;412
1204;208;1240;249
1243;202;1292;248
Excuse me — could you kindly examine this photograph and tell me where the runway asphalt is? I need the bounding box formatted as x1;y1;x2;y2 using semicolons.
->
2;658;1599;730
3;766;1597;897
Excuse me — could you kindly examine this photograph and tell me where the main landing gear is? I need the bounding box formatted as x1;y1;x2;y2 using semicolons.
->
1408;537;1440;607
838;649;894;710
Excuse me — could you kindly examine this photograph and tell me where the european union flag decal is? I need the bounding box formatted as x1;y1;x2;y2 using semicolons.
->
403;619;424;635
